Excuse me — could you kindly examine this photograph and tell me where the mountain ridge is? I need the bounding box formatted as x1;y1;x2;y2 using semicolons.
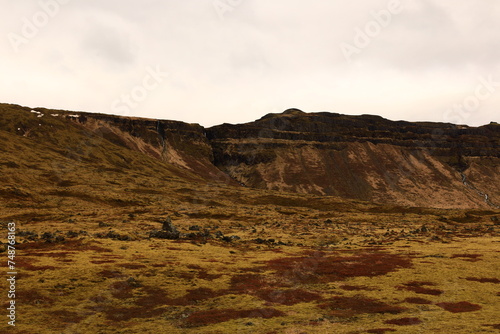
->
1;103;498;209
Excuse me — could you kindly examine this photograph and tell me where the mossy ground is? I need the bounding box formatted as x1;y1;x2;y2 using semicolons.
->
1;183;498;333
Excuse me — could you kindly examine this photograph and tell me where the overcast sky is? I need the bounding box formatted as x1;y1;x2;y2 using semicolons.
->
1;0;499;127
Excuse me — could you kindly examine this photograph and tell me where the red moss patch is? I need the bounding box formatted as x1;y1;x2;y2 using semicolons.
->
24;251;74;258
17;239;112;252
117;263;147;269
267;252;412;284
318;296;406;318
367;329;396;334
109;281;138;299
16;258;57;271
239;267;263;273
57;259;73;263
384;317;422;326
182;308;285;327
436;301;482;313
404;297;432;304
451;254;482;262
398;281;443;296
151;262;172;267
98;270;124;278
103;306;166;321
14;272;32;280
89;295;108;303
197;270;223;281
254;289;322;305
27;264;58;270
48;310;86;323
178;272;196;280
465;277;500;284
451;253;482;259
135;287;170;307
173;287;222;306
229;273;266;292
135;286;222;308
187;264;202;270
90;260;115;264
340;285;375;291
483;324;500;330
17;289;54;305
403;281;435;286
184;265;223;280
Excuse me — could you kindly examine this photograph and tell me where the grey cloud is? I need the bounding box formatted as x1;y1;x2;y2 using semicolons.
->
82;24;137;66
357;1;500;70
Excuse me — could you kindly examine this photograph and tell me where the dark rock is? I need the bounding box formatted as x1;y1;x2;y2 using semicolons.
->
106;231;121;239
151;217;181;239
189;225;201;231
18;230;38;240
55;235;65;242
126;277;142;287
161;217;180;237
222;235;240;242
66;231;79;238
117;234;131;241
149;230;180;240
41;232;54;242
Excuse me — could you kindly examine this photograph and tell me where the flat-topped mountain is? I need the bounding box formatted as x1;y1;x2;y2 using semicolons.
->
1;103;498;209
207;108;500;208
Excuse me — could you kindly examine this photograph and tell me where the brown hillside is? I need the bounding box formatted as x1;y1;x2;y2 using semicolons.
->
0;103;498;210
208;109;500;208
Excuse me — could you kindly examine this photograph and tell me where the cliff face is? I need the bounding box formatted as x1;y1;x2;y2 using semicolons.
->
207;109;500;208
1;104;498;209
72;113;232;183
